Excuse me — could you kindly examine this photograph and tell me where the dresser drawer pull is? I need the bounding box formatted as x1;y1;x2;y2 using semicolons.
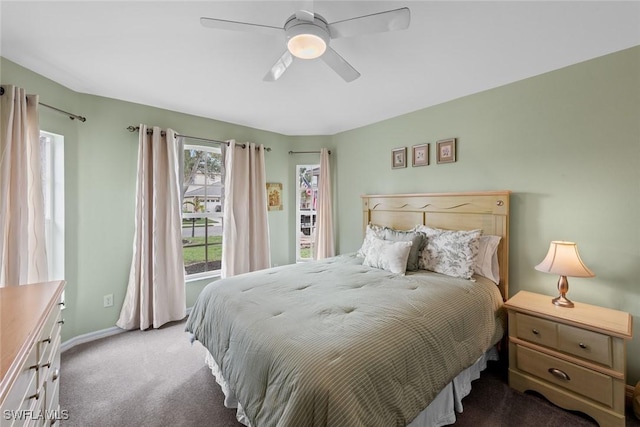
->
28;391;40;400
531;329;540;335
578;342;588;349
58;301;65;307
58;319;65;325
41;362;51;369
548;368;571;381
42;336;52;344
52;369;60;382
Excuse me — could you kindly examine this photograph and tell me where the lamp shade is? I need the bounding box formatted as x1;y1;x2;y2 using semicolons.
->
535;241;595;278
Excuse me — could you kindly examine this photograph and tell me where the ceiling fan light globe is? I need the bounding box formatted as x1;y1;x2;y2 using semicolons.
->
288;34;326;59
285;19;330;60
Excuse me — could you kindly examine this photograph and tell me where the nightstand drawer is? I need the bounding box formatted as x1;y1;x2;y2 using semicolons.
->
515;313;557;348
516;345;613;407
557;324;612;367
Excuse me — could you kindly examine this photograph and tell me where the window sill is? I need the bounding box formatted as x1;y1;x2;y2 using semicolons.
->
186;270;221;283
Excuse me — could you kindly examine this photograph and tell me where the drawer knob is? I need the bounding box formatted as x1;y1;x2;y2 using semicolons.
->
58;319;65;325
548;368;571;381
42;336;52;344
52;368;60;382
28;391;40;400
531;329;540;335
41;362;51;369
578;342;588;349
29;364;39;372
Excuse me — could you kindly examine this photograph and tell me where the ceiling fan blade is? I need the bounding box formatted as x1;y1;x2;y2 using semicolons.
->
263;50;294;82
296;0;315;22
200;17;282;36
321;47;360;82
328;7;410;39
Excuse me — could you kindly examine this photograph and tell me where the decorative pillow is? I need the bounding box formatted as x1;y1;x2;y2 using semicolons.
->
356;224;386;258
474;235;501;284
363;236;413;275
418;228;481;279
383;228;425;271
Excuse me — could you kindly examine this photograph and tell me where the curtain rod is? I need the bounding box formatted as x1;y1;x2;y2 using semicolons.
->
126;126;271;152
289;150;331;155
0;86;87;122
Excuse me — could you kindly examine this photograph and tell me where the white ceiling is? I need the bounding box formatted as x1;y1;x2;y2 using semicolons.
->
2;1;639;136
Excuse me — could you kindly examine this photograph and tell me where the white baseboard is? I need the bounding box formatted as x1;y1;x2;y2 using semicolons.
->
61;306;193;353
60;326;125;353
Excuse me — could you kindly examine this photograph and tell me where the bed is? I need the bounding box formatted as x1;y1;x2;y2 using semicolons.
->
186;191;510;427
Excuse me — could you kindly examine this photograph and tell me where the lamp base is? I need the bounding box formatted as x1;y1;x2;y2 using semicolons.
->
552;295;574;308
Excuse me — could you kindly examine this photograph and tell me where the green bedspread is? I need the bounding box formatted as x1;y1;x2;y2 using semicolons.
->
186;254;505;427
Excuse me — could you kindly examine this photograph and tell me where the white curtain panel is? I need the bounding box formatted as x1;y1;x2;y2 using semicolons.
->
221;140;270;278
314;148;335;259
0;85;48;286
117;125;186;330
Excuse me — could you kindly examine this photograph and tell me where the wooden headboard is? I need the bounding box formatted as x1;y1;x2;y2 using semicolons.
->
361;191;510;301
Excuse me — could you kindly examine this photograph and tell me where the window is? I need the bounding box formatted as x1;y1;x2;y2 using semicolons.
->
296;164;319;262
182;144;224;280
40;131;65;281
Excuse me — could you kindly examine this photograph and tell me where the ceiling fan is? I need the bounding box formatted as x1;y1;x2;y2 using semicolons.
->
200;3;410;82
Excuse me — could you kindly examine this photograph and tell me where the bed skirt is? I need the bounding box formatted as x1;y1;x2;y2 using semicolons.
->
204;346;499;427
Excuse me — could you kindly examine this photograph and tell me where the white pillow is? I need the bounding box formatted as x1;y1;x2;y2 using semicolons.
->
417;227;481;279
475;235;501;284
356;224;386;258
363;236;413;275
383;228;425;271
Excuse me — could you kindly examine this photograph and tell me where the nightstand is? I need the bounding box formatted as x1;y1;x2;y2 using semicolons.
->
505;291;633;427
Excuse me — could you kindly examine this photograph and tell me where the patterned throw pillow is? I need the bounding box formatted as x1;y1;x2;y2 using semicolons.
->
363;236;413;275
356;224;386;258
417;227;481;279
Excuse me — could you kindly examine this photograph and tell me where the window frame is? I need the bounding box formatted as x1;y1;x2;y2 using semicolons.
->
182;143;224;281
40;131;65;282
295;164;320;262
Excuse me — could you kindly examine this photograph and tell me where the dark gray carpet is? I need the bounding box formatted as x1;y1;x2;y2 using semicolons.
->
60;319;639;427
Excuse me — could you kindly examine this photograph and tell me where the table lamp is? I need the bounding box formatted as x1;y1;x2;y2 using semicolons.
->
535;241;595;308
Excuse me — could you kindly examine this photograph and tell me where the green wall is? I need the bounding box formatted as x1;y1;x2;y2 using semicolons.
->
2;45;639;385
328;46;640;384
1;57;294;342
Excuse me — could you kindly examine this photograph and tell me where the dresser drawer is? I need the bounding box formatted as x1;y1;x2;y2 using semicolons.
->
516;345;613;407
1;345;39;423
515;313;557;348
37;307;61;367
557;324;612;367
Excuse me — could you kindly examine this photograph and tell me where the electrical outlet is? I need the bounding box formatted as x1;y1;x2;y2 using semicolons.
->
103;294;113;308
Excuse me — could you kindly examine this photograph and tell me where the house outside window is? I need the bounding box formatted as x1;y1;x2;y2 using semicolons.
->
182;144;223;280
296;164;319;262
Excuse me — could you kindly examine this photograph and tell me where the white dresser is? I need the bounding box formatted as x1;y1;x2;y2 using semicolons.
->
1;281;65;427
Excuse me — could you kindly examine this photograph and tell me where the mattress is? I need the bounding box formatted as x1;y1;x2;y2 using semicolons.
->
186;254;505;426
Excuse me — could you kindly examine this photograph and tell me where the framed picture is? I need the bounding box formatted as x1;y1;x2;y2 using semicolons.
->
412;143;429;167
392;147;407;169
436;138;456;164
266;182;283;211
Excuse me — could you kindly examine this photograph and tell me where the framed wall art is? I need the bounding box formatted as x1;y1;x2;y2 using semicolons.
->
266;182;283;211
412;143;429;167
436;138;456;164
392;147;407;169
